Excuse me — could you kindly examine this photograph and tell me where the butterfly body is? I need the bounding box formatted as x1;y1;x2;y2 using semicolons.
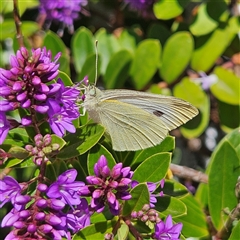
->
83;85;198;151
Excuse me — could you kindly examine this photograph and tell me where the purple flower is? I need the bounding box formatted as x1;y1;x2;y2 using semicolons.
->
192;71;218;90
0;47;81;142
46;80;80;137
39;0;88;36
0;112;10;144
47;169;85;207
66;198;90;233
0;176;24;209
79;155;133;215
124;0;156;17
154;215;183;240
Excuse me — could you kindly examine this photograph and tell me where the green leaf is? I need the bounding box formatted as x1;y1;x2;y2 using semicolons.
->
174;194;209;238
191;23;237;71
155;196;187;218
130;39;161;90
190;2;228;36
160;32;193;84
133;153;171;182
72;27;95;73
58;71;73;86
104;50;132;89
153;0;190;20
208;128;240;230
118;30;137;53
0;20;15;40
74;218;118;239
162;180;189;197
211;67;240;105
147;23;171;46
51;134;66;150
173;78;209;138
217;100;240;132
57;124;105;159
43;31;67;58
87;144;116;176
95;28;121;75
122;183;149;216
21;21;39;37
78;53;101;83
123;136;174;169
117;222;129;240
43;31;70;74
229;221;240;240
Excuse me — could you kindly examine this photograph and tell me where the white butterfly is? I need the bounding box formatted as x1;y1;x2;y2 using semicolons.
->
83;85;198;151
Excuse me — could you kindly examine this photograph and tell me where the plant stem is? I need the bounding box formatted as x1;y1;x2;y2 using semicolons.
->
13;0;24;47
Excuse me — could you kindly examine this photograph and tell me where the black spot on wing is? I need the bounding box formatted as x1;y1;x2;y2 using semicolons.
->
153;110;164;117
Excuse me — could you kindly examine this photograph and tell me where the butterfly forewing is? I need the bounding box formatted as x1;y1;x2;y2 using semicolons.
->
99;89;199;131
96;100;168;151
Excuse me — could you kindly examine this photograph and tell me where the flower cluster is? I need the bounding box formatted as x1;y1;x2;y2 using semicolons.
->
25;134;60;165
39;0;88;35
0;47;81;144
79;155;133;215
131;204;161;224
0;169;90;239
124;0;156;17
154;215;183;240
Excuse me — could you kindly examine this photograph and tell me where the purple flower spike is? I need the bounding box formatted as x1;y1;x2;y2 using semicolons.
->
154;215;183;240
47;169;85;208
80;155;133;215
39;0;88;36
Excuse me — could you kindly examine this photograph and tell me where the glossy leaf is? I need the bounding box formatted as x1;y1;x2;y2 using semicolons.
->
95;28;121;75
87;143;116;176
122;183;149;216
133;153;171;182
217;100;240;132
229;221;240;240
174;194;209;238
79;53;101;83
21;21;39;37
190;2;228;36
43;31;70;74
118;30;137;53
155;196;187;218
130;39;161;90
0;20;15;40
58;71;73;86
103;50;132;89
153;0;190;20
211;67;240;105
123;136;174;169
162;180;189;197
173;78;209;138
57;124;105;159
74;218;118;239
147;23;171;46
208;128;240;230
160;32;193;84
191;22;237;71
72;27;95;73
117;222;129;240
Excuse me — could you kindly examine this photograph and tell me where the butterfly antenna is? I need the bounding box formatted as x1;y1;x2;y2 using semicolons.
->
94;40;98;86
